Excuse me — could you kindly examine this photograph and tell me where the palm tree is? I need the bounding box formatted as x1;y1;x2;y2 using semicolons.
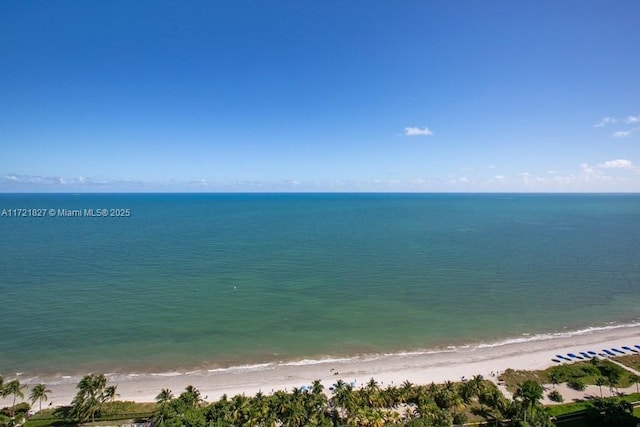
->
332;380;357;420
2;379;27;415
153;389;176;427
459;381;475;404
361;378;382;408
229;394;251;425
629;374;640;394
399;380;414;403
606;369;621;394
178;385;202;408
29;384;51;412
470;374;486;397
71;373;112;422
549;370;562;389
248;391;270;426
514;380;544;424
104;385;118;402
155;388;174;405
270;390;291;423
479;387;509;426
308;379;328;420
595;376;607;397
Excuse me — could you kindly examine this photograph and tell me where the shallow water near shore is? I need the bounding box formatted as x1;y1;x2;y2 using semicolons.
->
1;193;639;377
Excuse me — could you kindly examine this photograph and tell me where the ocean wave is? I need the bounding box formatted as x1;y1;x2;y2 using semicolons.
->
18;321;640;383
475;321;640;349
151;371;183;377
207;362;276;373
279;357;354;367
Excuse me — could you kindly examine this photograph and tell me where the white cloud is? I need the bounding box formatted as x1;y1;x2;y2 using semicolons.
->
580;163;595;174
0;174;147;189
404;126;433;136
611;130;633;138
595;117;618;127
598;159;633;169
595;114;640;137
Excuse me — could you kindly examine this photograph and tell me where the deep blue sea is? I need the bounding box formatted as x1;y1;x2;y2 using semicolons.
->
1;193;639;377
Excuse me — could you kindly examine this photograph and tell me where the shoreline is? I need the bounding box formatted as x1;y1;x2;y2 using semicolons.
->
2;324;640;409
10;320;640;381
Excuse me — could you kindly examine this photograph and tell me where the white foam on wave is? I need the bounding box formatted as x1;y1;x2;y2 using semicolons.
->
207;362;276;373
151;371;182;377
476;321;640;349
28;320;640;383
280;357;354;367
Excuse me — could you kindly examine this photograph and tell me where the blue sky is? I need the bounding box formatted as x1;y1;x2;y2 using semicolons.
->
1;1;639;192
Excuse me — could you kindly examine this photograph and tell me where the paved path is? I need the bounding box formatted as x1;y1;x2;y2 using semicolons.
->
608;358;640;377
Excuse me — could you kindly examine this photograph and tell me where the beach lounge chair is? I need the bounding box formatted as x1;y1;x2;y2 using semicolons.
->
612;348;625;354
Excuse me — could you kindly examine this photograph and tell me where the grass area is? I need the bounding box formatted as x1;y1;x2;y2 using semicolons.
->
498;368;547;391
616;354;640;372
25;402;155;427
499;358;638;392
546;400;590;417
549;393;640;426
546;392;640;417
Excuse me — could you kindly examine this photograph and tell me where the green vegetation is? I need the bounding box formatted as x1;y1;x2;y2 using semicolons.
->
150;375;550;426
548;390;564;403
1;403;31;427
69;374;118;423
567;379;586;391
501;357;633;393
615;354;640;372
585;397;638;427
24;401;155;427
2;379;27;416
0;376;31;427
4;357;640;426
547;392;640;418
9;374;553;426
499;368;547;391
29;385;51;413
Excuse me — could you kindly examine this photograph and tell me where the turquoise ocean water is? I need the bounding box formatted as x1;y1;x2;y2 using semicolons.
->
1;193;639;377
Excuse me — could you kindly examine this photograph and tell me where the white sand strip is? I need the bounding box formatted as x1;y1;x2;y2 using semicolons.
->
2;325;639;409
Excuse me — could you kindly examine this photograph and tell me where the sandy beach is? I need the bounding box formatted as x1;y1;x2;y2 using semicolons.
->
2;325;639;409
